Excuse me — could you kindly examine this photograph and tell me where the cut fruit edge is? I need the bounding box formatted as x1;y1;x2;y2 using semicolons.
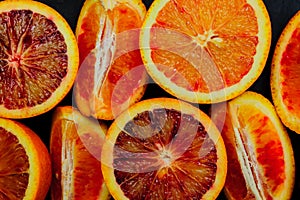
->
223;92;295;200
50;106;110;199
271;10;300;134
101;98;227;200
0;118;52;200
74;0;148;120
0;0;79;119
140;0;271;104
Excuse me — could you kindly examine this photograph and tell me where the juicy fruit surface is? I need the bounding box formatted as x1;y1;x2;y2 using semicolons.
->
0;10;67;109
50;106;109;200
0;118;51;200
114;109;218;199
279;28;300;118
75;0;147;120
271;10;300;134
102;98;227;200
0;128;29;199
0;0;78;118
141;0;271;103
215;92;295;200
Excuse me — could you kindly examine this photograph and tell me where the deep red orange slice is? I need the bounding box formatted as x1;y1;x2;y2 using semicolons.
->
101;98;227;200
0;0;78;118
0;118;51;200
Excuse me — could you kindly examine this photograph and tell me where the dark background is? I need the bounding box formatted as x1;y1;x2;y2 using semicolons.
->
17;0;300;199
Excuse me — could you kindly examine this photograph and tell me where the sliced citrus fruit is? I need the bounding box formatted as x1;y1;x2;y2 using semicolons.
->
0;118;51;200
0;0;79;119
50;106;110;200
212;91;295;200
140;0;271;104
101;98;227;200
271;10;300;134
74;0;148;120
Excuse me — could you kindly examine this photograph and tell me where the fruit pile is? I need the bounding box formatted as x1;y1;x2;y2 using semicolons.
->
0;0;299;199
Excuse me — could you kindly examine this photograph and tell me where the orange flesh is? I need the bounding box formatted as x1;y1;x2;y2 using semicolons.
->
0;128;29;199
224;105;285;199
76;2;146;116
0;10;68;109
279;27;300;118
150;0;258;92
51;119;105;200
113;108;217;199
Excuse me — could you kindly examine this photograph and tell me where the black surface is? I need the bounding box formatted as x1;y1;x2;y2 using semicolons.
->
15;0;300;199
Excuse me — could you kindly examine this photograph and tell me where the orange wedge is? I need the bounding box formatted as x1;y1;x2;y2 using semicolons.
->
271;10;300;134
50;106;110;200
140;0;271;104
212;91;295;200
102;98;227;200
74;0;148;120
0;0;78;118
0;118;51;200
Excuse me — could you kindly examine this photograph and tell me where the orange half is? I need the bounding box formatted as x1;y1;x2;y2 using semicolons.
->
50;106;110;200
140;0;271;103
0;0;79;118
271;10;300;134
212;91;295;200
0;118;51;200
74;0;148;120
102;98;227;200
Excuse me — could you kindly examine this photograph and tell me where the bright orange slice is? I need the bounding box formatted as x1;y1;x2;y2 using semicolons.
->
140;0;271;103
102;98;227;200
50;106;110;200
0;0;79;118
0;118;51;200
271;10;300;134
74;0;148;120
212;91;295;200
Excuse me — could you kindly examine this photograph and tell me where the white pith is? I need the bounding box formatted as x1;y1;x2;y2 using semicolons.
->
61;120;75;199
93;14;116;104
233;126;266;200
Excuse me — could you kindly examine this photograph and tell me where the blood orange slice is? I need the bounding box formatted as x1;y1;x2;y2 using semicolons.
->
0;0;79;118
0;118;51;200
74;0;148;120
271;10;300;134
50;106;110;200
101;98;227;200
212;91;295;200
140;0;271;104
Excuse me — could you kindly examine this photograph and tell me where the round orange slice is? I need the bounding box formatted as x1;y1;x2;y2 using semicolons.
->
0;118;51;200
0;0;79;119
140;0;271;104
101;98;227;200
271;10;300;134
74;0;148;120
212;91;295;200
50;106;110;200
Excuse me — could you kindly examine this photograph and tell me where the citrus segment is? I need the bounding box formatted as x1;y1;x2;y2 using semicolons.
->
74;0;148;120
212;91;295;200
50;106;110;200
102;98;227;200
271;10;300;134
140;0;271;103
0;118;51;200
0;0;79;118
